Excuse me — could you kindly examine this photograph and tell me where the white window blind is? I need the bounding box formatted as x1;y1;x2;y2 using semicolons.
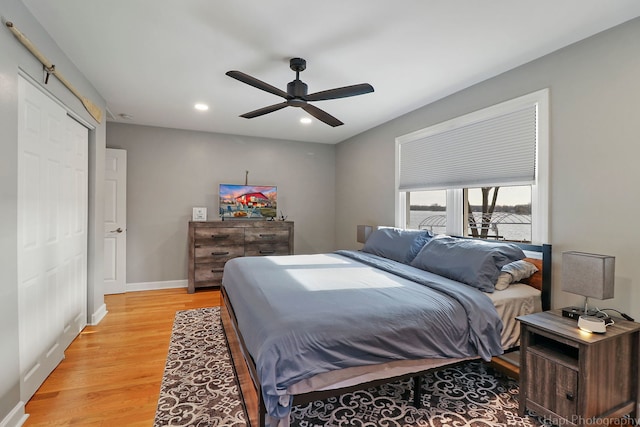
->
398;103;538;191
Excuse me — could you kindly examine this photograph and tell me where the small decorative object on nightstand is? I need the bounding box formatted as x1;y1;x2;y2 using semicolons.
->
517;310;640;426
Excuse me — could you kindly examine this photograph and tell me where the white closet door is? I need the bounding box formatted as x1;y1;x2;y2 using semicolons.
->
17;76;88;402
59;116;88;349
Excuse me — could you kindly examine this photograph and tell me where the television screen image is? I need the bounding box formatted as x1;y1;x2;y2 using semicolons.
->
219;184;277;219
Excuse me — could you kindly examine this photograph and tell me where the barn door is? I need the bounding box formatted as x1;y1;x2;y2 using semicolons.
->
17;75;88;402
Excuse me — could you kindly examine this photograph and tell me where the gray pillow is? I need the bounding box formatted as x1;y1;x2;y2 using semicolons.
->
362;227;432;264
494;260;539;290
410;236;525;292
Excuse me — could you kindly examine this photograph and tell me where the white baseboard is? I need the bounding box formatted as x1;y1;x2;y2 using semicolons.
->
0;402;28;427
125;279;188;293
89;303;108;326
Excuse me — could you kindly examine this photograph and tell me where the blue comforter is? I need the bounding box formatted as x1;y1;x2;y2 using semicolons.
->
222;251;503;421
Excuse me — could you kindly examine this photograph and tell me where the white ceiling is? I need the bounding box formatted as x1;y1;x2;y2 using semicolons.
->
20;1;640;144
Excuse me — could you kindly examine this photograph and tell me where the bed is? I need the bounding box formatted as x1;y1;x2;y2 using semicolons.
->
220;230;552;427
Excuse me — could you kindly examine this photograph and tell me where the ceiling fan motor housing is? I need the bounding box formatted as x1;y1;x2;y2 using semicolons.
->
287;80;308;98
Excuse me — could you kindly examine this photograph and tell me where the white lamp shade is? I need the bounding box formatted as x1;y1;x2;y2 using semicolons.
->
562;251;615;300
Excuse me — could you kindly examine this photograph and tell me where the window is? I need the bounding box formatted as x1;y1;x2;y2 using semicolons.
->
406;189;447;232
396;89;549;244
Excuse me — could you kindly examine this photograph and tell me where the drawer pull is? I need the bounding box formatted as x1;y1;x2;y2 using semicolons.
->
212;234;230;239
566;393;574;401
259;234;276;238
211;268;224;273
260;250;275;254
211;251;230;256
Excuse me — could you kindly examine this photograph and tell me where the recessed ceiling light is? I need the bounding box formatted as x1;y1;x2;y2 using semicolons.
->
194;103;209;111
300;117;312;124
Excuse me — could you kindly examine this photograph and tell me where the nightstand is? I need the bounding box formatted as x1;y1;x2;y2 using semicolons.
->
517;310;640;426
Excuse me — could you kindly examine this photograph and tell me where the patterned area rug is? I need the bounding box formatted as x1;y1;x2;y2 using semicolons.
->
155;307;547;427
155;307;246;426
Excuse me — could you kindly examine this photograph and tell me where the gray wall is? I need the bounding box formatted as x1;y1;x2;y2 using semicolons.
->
335;17;640;319
107;123;336;285
2;3;638;422
0;0;107;423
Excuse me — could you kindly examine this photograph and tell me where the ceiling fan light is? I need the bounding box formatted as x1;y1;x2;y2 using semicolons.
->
300;117;312;124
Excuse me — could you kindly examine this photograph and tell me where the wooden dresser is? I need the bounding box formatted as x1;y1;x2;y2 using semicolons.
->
188;220;294;293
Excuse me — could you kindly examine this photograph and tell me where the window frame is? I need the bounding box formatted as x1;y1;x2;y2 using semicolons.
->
395;89;549;244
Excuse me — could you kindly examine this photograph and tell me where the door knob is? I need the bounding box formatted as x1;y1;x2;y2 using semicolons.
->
110;227;123;233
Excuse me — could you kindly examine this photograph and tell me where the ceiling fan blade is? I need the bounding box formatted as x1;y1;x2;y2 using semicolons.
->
305;83;374;101
226;71;289;99
240;102;288;119
301;103;344;127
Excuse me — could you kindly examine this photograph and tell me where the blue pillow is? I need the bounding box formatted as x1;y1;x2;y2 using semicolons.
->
410;236;525;292
362;228;432;264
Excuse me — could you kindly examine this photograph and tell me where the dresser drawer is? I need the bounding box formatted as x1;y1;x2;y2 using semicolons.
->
194;245;244;263
194;263;225;284
245;228;290;244
194;227;244;244
245;242;291;257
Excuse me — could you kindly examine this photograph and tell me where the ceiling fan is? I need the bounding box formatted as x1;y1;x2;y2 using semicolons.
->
226;58;374;127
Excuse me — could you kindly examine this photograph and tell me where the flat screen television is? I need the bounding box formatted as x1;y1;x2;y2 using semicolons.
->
219;184;277;219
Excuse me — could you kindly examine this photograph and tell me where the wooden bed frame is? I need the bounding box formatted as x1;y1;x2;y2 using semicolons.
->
221;242;552;427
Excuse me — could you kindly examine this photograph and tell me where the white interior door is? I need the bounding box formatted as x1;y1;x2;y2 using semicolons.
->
17;75;88;402
104;148;127;294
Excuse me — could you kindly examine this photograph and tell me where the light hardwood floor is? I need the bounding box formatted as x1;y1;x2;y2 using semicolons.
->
24;288;220;426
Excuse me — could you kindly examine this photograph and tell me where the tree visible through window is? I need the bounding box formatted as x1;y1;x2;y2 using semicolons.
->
468;187;499;239
466;186;531;242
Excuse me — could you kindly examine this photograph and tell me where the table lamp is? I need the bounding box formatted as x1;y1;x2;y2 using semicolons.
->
562;251;615;320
